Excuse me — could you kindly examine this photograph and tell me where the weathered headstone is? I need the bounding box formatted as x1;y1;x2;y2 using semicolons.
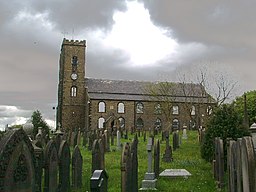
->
236;138;243;192
241;136;256;192
111;132;115;146
214;137;225;189
227;139;236;192
77;130;81;146
104;130;111;152
82;131;88;147
117;130;121;150
131;134;138;192
90;170;109;192
0;129;37;192
92;139;105;174
58;140;71;192
44;140;59;192
72;145;83;189
33;143;44;192
182;127;187;139
121;143;132;192
162;131;173;162
154;139;160;178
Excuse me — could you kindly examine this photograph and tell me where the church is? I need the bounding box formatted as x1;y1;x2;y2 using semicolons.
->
57;39;215;133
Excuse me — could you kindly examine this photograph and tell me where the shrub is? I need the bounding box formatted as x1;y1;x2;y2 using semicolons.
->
201;104;250;162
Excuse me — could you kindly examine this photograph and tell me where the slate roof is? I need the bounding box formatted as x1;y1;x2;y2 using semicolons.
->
85;78;215;103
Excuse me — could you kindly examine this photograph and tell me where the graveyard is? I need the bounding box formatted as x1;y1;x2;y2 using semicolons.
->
0;127;221;192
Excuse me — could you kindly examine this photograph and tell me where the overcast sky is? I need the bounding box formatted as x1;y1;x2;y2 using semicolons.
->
1;0;255;130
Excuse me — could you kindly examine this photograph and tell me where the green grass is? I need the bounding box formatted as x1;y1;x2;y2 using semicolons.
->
72;131;227;192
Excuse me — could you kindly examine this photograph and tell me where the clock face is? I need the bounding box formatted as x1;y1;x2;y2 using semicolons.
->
71;73;78;80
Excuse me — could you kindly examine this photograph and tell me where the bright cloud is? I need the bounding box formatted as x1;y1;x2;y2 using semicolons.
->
104;1;178;67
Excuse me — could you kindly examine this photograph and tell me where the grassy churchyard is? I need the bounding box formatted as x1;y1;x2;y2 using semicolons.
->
72;130;224;192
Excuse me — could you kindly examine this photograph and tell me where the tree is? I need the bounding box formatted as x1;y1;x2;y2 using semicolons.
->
201;104;250;162
233;90;256;126
145;81;178;132
31;110;50;137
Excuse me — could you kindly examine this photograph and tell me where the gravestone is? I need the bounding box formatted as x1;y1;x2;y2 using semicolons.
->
162;131;173;162
140;137;157;190
117;130;121;150
44;140;59;192
70;131;75;148
92;139;105;174
236;138;243;192
154;139;160;178
33;143;44;192
227;140;236;192
72;145;83;189
82;131;88;147
182;127;187;139
104;130;110;152
0;129;36;192
173;132;177;151
77;130;81;146
90;170;109;192
111;132;115;146
143;131;146;142
214;137;225;189
241;136;256;192
131;134;138;192
121;143;132;192
58;140;71;192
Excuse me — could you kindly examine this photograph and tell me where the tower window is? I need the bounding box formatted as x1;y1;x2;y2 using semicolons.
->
71;86;77;97
72;56;78;65
98;101;106;113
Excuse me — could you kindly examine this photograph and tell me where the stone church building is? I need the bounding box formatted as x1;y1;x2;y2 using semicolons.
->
57;39;215;132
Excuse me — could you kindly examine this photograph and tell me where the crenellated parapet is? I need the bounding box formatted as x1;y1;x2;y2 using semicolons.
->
62;38;86;47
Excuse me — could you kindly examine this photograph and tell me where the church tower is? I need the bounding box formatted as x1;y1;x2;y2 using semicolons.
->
57;38;86;132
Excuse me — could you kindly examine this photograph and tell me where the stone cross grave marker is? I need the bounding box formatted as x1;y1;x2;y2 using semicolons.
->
140;136;157;190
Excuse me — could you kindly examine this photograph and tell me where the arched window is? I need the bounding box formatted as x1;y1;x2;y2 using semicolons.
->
118;102;125;113
136;102;144;114
207;106;213;115
172;105;179;115
154;103;161;114
172;118;179;130
155;118;162;130
191;105;196;116
98;101;106;113
71;86;77;97
136;118;144;129
118;117;125;130
98;117;105;129
72;56;78;65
